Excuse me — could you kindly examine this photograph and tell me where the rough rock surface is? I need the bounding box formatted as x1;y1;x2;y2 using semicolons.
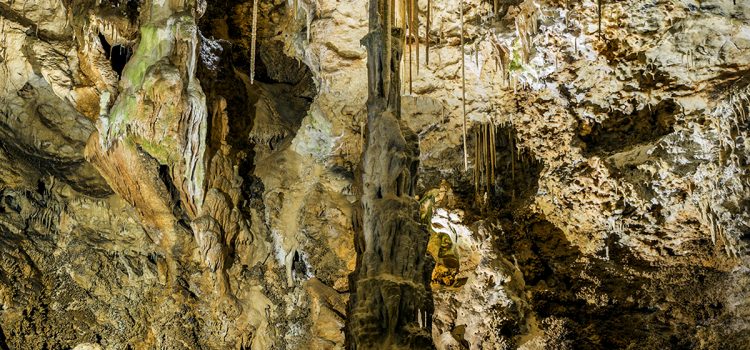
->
0;0;749;349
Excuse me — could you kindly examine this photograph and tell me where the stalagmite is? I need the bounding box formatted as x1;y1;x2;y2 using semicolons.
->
251;0;259;84
347;0;433;347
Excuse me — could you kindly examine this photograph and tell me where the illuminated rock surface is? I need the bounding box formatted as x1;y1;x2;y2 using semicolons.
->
0;0;749;348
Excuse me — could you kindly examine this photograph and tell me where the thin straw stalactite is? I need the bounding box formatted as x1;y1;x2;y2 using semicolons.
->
598;0;602;39
476;126;483;196
414;0;419;75
482;124;492;193
400;0;407;95
473;123;497;199
460;0;467;171
408;0;413;94
509;127;516;201
385;0;393;100
490;122;496;181
425;0;430;65
251;0;259;84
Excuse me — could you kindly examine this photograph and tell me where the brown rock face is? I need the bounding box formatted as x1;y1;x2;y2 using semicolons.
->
1;0;750;349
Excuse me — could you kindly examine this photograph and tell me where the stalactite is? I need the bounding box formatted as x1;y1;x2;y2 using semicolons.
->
461;0;468;171
484;123;495;193
598;0;602;39
400;0;407;95
509;128;515;181
408;0;413;94
477;128;483;193
385;0;393;99
473;123;497;200
425;0;430;65
414;0;419;75
251;0;259;84
306;6;312;42
476;42;480;71
490;120;496;181
400;0;406;47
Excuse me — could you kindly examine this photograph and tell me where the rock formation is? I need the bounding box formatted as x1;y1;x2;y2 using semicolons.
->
347;0;433;348
0;0;749;349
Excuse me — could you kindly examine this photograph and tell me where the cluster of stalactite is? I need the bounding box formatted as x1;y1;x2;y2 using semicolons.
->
463;1;541;171
491;3;540;88
473;122;497;198
379;0;423;96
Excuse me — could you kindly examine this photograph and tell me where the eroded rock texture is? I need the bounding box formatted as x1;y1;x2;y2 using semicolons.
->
347;0;433;348
0;0;749;349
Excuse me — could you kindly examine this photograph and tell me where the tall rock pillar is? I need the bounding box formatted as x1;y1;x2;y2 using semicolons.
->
347;0;435;348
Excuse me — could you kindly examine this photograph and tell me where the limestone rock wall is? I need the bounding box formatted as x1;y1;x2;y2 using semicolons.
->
0;0;749;349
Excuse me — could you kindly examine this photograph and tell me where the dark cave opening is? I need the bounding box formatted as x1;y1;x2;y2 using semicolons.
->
417;124;543;218
490;213;738;350
125;0;141;23
482;124;543;211
35;179;46;196
98;33;132;77
103;0;141;23
196;8;316;201
0;324;8;350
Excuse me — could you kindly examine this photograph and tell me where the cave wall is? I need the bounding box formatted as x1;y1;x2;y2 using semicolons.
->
0;0;749;349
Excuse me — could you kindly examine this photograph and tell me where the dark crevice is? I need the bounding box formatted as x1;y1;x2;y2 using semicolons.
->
492;213;736;349
487;125;543;211
0;138;113;198
291;251;309;281
98;33;132;77
101;0;142;24
0;324;8;350
579;99;678;155
158;165;190;228
196;4;315;215
125;0;141;23
35;179;47;196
